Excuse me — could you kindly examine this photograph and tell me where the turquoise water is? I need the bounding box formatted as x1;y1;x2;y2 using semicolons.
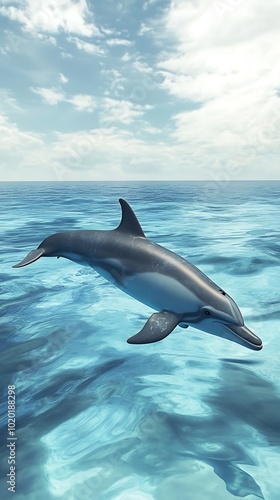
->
0;181;280;499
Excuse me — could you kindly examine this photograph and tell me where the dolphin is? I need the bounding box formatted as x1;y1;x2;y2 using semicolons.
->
13;199;262;351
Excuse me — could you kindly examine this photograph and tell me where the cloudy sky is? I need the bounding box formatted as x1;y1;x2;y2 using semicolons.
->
0;0;279;181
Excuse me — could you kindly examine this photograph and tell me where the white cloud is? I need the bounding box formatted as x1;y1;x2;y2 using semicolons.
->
132;60;152;74
50;127;177;180
106;38;132;46
67;36;105;55
101;68;124;82
29;80;153;127
100;69;125;98
31;87;65;105
0;112;43;151
143;0;160;10
156;0;280;179
67;94;95;112
0;108;279;181
0;97;48;180
100;98;151;125
61;51;73;59
31;86;95;112
138;23;152;36
0;0;99;37
122;52;132;62
59;73;68;84
0;29;30;54
0;115;49;181
0;89;22;111
0;107;169;181
101;26;118;36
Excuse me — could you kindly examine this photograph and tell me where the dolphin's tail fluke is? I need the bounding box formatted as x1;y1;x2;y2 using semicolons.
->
13;248;45;268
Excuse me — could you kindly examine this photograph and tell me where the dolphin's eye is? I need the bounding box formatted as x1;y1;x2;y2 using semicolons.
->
204;310;211;316
219;289;226;296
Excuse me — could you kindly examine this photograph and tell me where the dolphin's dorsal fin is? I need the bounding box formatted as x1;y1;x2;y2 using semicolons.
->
115;199;145;237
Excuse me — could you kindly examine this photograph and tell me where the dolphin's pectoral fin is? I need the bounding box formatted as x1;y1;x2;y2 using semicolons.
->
127;311;180;344
12;248;45;268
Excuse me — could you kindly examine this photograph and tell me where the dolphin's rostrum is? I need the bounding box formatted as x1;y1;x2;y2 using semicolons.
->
13;199;263;351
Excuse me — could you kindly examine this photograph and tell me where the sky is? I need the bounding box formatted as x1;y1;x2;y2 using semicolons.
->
0;0;279;181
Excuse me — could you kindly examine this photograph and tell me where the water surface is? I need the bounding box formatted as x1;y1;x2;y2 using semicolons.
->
0;181;280;499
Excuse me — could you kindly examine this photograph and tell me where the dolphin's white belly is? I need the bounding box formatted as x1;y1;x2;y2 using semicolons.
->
66;255;201;315
122;272;200;314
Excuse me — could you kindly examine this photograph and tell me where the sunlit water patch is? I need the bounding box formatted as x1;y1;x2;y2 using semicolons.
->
0;181;280;500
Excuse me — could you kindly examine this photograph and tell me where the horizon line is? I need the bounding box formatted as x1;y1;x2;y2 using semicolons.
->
0;179;279;183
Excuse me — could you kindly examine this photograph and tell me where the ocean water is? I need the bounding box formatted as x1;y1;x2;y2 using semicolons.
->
0;181;280;500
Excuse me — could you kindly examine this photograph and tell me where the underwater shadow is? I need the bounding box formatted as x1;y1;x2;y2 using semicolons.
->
126;361;280;499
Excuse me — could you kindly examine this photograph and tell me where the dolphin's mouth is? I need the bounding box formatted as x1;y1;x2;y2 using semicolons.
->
223;324;263;351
